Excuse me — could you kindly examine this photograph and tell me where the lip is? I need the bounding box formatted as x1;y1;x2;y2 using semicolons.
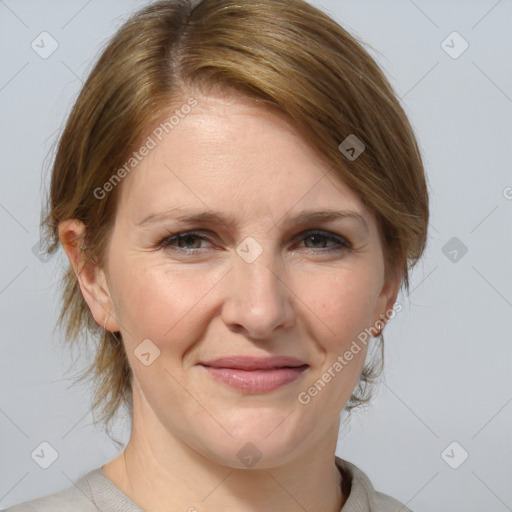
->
197;356;309;394
199;355;307;370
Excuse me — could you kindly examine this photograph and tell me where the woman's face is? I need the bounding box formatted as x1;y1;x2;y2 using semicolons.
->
73;91;400;468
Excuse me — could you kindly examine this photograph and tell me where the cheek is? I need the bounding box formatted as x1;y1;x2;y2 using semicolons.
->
297;267;377;350
293;270;376;416
109;260;225;352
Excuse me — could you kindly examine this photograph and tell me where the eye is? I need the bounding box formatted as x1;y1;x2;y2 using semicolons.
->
158;229;351;255
159;231;214;252
298;230;352;253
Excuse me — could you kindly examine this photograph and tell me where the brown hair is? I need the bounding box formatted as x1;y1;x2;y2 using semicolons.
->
41;0;429;436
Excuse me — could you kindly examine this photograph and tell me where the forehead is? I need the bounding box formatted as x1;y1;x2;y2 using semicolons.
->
115;91;368;225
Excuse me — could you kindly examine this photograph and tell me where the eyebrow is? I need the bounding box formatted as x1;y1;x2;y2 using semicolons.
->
136;207;369;233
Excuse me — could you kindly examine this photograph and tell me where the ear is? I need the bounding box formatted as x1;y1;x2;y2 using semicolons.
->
370;263;402;335
58;219;120;333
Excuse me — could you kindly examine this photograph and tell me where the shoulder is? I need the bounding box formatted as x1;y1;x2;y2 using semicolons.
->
1;469;104;512
335;456;414;512
373;491;414;512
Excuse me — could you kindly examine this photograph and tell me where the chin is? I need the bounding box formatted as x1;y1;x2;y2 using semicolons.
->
188;411;310;469
203;438;304;470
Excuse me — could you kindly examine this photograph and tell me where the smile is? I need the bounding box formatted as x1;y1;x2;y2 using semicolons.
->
198;365;309;393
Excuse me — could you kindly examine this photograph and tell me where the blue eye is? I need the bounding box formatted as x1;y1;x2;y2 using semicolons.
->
158;230;351;254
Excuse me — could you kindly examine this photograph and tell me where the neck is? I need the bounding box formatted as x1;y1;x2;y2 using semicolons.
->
102;387;347;512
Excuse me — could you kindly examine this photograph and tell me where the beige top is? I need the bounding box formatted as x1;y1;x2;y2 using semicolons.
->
2;456;413;511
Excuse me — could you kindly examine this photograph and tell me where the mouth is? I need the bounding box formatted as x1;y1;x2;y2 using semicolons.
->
198;355;308;370
197;356;309;393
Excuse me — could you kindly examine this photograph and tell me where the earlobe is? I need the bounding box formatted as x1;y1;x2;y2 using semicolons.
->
58;219;120;332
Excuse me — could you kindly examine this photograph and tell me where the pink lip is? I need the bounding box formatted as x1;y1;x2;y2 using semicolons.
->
199;355;307;370
197;356;309;393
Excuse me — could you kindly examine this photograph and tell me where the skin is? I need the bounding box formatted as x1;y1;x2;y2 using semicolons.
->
59;89;401;512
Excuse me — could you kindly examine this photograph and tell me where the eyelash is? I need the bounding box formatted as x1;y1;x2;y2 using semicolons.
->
157;230;352;255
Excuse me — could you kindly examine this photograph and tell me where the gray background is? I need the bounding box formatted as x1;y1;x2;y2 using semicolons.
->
1;1;511;510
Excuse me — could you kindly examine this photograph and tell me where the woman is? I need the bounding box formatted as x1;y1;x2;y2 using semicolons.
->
3;0;429;510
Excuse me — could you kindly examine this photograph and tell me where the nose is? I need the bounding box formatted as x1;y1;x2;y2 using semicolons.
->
220;248;296;339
